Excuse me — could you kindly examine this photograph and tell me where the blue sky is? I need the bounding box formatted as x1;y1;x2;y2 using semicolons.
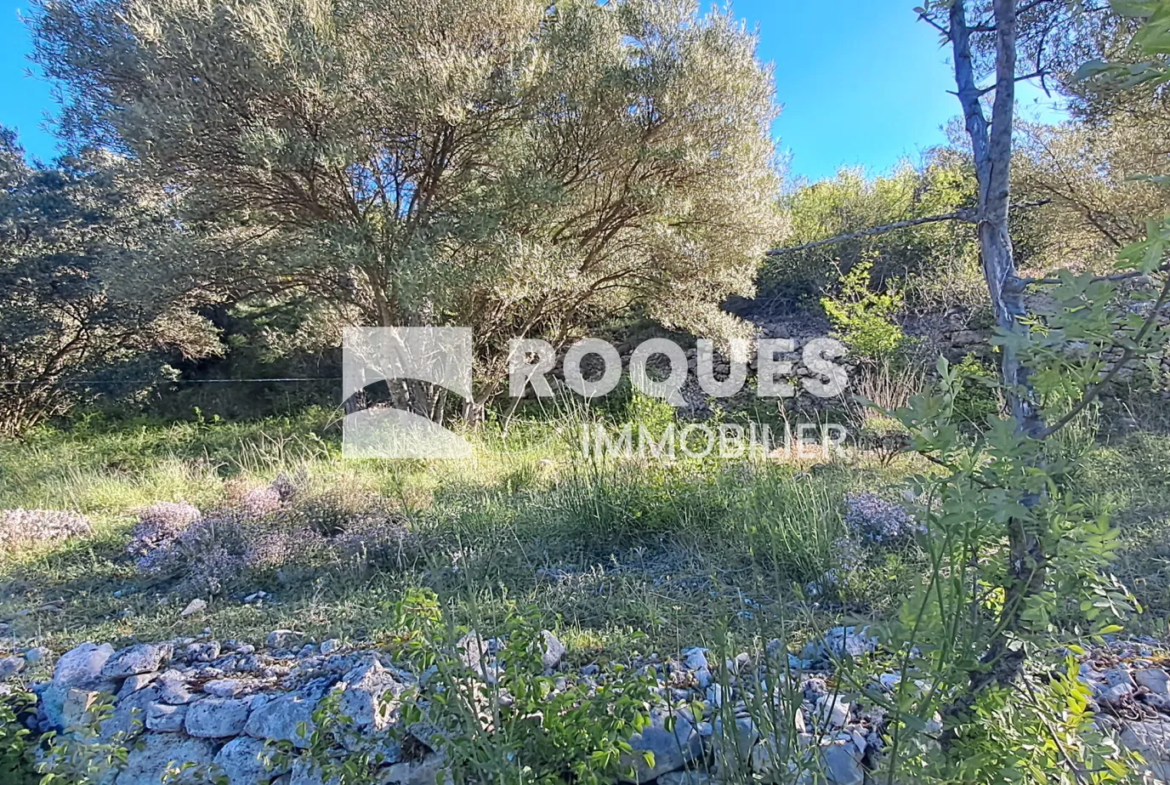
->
0;0;1065;182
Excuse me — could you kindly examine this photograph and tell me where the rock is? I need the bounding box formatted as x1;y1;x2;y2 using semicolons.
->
541;630;566;671
1119;720;1170;782
814;696;851;729
802;627;876;662
618;709;702;783
713;715;758;772
267;630;304;650
185;697;252;737
291;757;342;785
24;646;50;664
60;688;101;731
456;631;489;677
1102;682;1134;702
1136;668;1170;697
117;672;158;699
101;684;161;741
820;738;865;784
213;735;290;783
682;648;713;689
0;656;25;681
658;773;714;785
180;598;207;617
156;670;195;704
340;656;406;732
42;642;115;728
245;689;321;748
145;701;187;732
380;753;450;785
319;639;341;656
115;732;216;785
102;642;174;678
203;678;248;697
185;641;221;662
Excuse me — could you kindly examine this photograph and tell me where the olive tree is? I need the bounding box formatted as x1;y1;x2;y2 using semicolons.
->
0;129;219;437
31;0;782;417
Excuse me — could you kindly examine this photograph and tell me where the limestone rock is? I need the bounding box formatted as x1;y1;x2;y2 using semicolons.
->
380;754;451;785
117;672;158;699
540;630;565;671
267;630;305;650
185;641;221;663
180;598;207;617
98;683;159;743
291;757;342;785
714;715;758;771
340;656;406;732
1119;720;1170;783
24;646;50;664
1136;668;1170;698
145;702;187;732
213;735;290;784
618;710;701;783
102;643;173;678
820;738;864;785
203;678;249;698
42;642;115;728
813;696;851;729
245;689;320;748
61;688;101;731
156;670;195;704
115;732;216;785
185;697;252;738
0;656;25;681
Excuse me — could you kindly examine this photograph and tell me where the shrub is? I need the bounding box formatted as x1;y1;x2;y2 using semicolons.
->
821;258;906;363
131;486;419;596
843;491;919;545
0;691;35;785
0;509;92;549
126;501;202;560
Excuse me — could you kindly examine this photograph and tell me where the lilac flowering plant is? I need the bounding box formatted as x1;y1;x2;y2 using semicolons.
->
844;491;920;545
0;508;92;548
129;481;419;596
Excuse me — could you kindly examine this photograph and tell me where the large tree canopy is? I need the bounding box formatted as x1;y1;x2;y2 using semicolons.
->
0;128;219;436
31;0;782;406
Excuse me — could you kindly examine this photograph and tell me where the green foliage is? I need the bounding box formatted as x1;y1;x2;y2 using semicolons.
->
31;0;783;400
821;258;907;362
946;666;1137;784
0;691;36;785
1076;0;1170;90
768;156;981;308
951;353;1001;428
291;589;657;785
37;698;132;784
0;129;220;437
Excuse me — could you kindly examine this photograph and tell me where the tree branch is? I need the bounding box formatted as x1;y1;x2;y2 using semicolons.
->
766;200;1049;257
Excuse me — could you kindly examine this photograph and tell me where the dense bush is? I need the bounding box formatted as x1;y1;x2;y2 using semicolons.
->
0;508;92;549
130;480;420;596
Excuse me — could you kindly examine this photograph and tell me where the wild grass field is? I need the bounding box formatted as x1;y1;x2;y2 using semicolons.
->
4;403;1169;670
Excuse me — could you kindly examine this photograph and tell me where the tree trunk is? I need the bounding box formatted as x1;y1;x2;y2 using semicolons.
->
943;0;1048;731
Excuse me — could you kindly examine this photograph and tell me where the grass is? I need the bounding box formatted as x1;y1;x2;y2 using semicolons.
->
2;404;1169;674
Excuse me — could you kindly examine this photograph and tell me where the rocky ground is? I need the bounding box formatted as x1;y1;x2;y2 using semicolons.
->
3;626;1170;784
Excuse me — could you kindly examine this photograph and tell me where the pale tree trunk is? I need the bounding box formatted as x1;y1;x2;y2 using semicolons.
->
946;0;1048;723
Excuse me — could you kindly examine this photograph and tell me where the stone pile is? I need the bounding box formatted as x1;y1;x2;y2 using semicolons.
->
3;628;1170;784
